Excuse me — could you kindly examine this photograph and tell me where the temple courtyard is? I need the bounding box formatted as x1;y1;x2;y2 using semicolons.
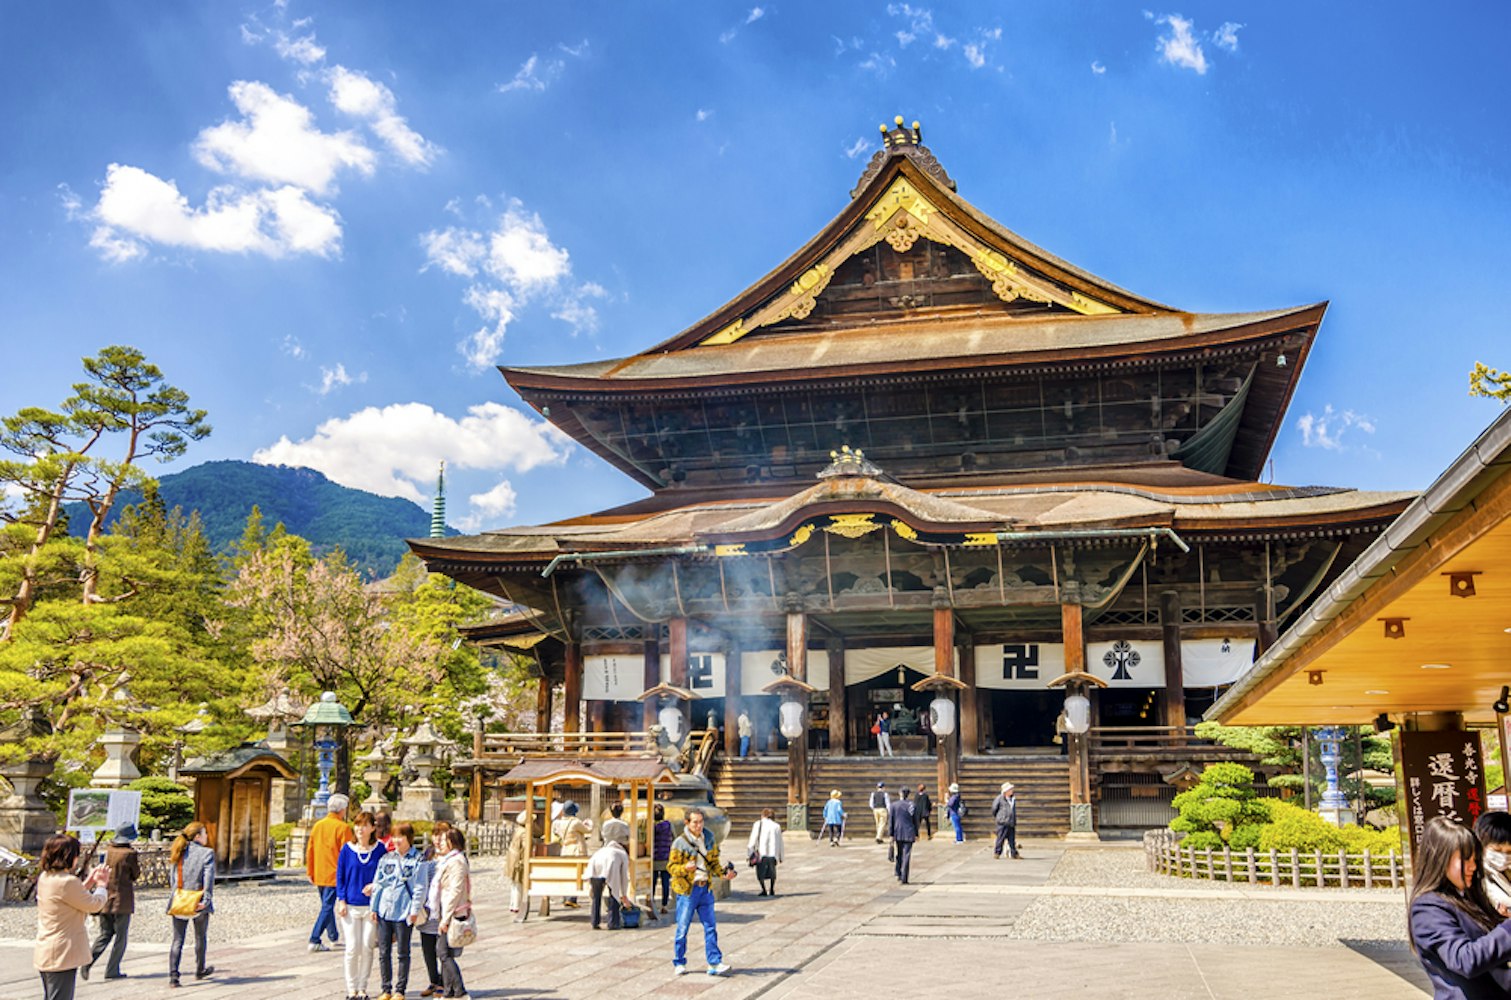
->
0;837;1430;999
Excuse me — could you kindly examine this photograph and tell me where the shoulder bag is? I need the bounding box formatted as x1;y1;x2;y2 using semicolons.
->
168;856;203;918
445;865;478;948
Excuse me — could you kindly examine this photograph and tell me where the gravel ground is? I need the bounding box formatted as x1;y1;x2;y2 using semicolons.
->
1009;847;1412;949
0;866;510;944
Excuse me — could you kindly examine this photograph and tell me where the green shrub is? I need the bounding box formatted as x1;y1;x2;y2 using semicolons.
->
1169;763;1268;844
270;822;296;844
126;776;195;837
1228;824;1265;851
1182;831;1225;851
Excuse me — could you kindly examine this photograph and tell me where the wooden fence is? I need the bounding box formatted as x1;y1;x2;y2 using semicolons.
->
1144;830;1406;889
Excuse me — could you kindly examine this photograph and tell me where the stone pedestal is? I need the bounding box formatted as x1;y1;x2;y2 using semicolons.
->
358;744;392;815
0;759;58;854
263;725;304;824
91;727;142;788
1318;806;1357;828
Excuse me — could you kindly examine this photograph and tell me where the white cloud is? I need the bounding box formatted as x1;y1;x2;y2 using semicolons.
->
933;33;956;49
466;480;519;523
317;362;366;395
193;81;374;196
843;137;870;159
497;54;563;93
1296;405;1376;451
282;335;307;359
252;401;572;503
419;226;486;277
89;163;342;261
696;108;714;123
423;200;594;368
275;32;326;65
746;7;765;23
859;51;896;75
886;3;934;47
1091;60;1107;75
327;65;437;167
1212;21;1243;52
719;28;738;44
558;39;590;58
1154;13;1208;74
963;42;986;68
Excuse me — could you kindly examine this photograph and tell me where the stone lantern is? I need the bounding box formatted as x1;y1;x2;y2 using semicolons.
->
90;726;142;789
357;742;392;814
0;708;57;854
397;721;451;821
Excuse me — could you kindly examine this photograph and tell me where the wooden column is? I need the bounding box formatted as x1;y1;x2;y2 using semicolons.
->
535;678;551;734
785;596;809;811
1254;586;1279;654
1062;602;1094;835
724;640;743;759
1160;590;1186;743
563;642;583;734
668;617;691;736
958;632;979;755
642;638;660;730
827;638;847;756
588;701;608;733
932;589;957;792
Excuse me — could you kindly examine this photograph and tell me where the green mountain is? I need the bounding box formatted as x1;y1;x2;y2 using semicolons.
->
67;460;450;577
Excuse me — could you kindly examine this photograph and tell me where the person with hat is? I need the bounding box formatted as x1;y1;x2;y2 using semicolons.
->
991;781;1020;859
504;811;530;920
82;822;140;982
820;790;846;846
946;783;966;843
869;782;892;844
586;824;632;930
553;801;592;908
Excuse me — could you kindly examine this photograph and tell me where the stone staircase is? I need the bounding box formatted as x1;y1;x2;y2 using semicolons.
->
710;753;1070;840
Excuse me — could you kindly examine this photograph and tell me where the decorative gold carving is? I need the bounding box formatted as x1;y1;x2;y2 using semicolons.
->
713;543;748;557
788;524;815;548
786;264;833;321
1069;291;1118;316
866;178;937;231
699;318;746;347
963;532;998;547
822;514;880;539
885;223;921;253
890;519;919;541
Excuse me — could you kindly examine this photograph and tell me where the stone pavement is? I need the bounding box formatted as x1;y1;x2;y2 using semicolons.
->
0;835;1432;999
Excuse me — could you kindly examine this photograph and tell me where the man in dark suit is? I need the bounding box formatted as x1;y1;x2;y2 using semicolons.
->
992;781;1020;859
914;784;933;840
888;787;919;884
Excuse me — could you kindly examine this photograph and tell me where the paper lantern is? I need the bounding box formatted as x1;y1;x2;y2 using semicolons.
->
1062;693;1091;734
778;698;805;739
658;704;685;744
929;696;956;736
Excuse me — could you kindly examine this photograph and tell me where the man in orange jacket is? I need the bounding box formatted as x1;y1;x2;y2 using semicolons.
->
306;794;353;952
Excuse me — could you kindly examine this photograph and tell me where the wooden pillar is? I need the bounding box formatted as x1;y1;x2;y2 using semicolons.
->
1254;586;1279;654
1160;590;1186;742
668;617;691;736
588;701;608;733
724;640;743;759
470;727;484;822
1062;602;1094;835
785;595;809;811
535;677;551;734
563;642;583;734
958;632;978;755
827;638;847;756
932;589;957;792
642;637;660;730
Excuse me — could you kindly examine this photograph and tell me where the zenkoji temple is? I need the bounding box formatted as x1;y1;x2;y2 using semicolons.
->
411;119;1412;838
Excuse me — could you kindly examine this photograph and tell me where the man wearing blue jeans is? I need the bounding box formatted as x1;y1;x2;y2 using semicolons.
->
305;793;353;951
667;809;735;976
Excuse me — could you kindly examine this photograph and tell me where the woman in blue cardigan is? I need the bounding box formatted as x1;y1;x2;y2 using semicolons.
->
1409;815;1511;998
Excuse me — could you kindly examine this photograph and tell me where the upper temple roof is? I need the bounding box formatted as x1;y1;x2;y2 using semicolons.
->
500;122;1325;490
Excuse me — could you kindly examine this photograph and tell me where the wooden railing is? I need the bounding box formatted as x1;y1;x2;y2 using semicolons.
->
477;732;657;758
1090;726;1261;761
1144;830;1406;889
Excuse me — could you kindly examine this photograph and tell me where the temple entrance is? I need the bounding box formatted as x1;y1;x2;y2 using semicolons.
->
850;665;935;755
1096;688;1162;727
985;690;1060;750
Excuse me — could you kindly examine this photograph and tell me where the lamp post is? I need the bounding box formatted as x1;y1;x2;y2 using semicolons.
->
297;691;354;812
763;674;817;831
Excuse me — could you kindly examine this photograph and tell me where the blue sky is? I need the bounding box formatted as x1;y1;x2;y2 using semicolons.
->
3;2;1509;532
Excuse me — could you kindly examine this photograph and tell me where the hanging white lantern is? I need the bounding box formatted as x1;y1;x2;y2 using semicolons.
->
929;696;957;736
778;698;805;739
658;704;685;743
1062;692;1091;734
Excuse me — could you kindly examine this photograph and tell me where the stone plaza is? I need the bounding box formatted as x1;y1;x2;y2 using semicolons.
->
0;836;1431;999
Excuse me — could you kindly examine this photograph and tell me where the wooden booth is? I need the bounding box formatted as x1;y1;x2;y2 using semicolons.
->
180;742;296;879
503;757;675;920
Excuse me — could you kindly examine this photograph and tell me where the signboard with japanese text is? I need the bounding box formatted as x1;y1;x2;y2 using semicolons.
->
583;654;648;701
1400;729;1486;858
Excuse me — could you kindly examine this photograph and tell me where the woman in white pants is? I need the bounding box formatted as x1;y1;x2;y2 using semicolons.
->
335;811;387;1000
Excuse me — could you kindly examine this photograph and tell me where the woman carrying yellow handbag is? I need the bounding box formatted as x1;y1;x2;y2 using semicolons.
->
166;823;216;988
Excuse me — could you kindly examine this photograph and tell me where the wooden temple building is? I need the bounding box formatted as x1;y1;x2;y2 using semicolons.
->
412;118;1413;837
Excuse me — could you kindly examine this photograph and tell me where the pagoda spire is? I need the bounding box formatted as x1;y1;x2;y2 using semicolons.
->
430;461;446;539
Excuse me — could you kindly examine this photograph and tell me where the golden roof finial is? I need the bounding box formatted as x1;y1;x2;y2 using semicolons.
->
880;115;923;150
